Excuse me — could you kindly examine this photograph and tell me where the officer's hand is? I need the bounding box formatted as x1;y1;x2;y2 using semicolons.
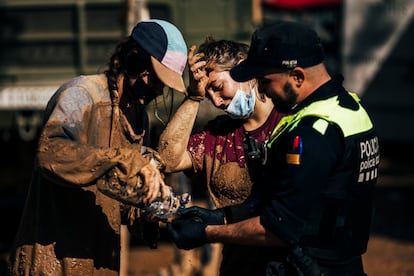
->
178;206;225;225
167;217;208;250
187;45;208;101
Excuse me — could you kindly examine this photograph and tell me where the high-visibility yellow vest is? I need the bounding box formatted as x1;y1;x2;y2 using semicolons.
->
267;92;374;148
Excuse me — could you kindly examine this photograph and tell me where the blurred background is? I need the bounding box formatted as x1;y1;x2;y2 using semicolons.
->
0;0;413;275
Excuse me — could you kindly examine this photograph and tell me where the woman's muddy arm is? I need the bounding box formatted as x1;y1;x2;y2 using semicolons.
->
158;98;200;172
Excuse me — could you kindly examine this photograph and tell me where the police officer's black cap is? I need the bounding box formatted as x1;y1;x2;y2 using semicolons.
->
230;21;325;82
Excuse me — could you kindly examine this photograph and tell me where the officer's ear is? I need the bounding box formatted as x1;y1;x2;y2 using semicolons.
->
290;67;305;88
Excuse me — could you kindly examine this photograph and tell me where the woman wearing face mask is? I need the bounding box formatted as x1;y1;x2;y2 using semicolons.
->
158;37;284;276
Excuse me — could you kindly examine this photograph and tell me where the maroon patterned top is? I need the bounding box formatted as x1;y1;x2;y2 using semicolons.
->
187;108;284;207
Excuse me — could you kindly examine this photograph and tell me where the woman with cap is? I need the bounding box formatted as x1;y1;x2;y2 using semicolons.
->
8;19;187;276
158;37;285;275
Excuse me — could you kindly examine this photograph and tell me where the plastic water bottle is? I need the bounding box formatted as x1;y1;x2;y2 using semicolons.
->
141;191;191;221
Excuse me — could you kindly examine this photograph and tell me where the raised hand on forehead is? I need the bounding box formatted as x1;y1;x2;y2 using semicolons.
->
187;45;209;101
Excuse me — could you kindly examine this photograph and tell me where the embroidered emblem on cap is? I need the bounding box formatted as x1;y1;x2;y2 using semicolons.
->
282;60;298;68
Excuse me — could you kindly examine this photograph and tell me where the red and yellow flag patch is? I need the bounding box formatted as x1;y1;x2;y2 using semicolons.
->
286;136;302;165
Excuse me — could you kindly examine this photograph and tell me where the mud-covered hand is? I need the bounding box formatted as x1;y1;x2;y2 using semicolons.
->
138;163;166;204
167;217;208;250
187;45;209;101
178;206;225;225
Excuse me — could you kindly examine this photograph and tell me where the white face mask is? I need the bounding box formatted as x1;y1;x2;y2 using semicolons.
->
225;84;256;119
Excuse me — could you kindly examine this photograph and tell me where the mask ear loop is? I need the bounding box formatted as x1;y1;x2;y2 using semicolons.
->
240;81;253;97
251;79;265;102
248;82;253;96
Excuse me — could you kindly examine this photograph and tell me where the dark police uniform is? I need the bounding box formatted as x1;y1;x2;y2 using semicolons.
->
251;75;379;275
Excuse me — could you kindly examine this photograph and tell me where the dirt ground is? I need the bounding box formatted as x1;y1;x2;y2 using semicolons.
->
126;235;414;276
1;234;412;276
363;235;414;276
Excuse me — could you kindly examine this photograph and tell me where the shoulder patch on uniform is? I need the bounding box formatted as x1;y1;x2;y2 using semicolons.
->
312;119;329;135
286;135;302;165
286;153;301;165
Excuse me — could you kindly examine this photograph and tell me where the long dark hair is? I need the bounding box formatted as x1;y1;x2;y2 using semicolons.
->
105;37;152;146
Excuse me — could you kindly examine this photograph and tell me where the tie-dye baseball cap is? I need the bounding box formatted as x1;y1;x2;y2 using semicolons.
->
132;19;187;93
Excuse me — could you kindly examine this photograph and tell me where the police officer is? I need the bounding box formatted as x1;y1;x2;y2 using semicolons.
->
167;21;379;275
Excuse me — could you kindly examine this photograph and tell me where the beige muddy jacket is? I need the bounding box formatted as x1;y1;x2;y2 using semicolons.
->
9;74;150;275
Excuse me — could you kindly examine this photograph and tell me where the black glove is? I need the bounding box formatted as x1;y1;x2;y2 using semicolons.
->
178;206;225;225
167;217;208;250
